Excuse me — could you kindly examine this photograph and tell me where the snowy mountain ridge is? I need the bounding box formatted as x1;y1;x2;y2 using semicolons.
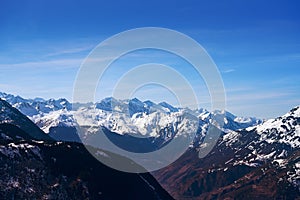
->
155;105;300;199
216;105;300;174
0;92;262;140
250;106;300;148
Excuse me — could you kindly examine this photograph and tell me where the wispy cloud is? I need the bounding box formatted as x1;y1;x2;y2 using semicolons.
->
46;45;94;57
0;58;83;70
222;68;235;74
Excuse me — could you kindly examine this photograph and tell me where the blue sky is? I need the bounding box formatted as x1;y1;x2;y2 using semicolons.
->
0;0;299;118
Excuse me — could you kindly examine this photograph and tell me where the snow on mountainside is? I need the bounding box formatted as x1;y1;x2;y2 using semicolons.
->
0;92;262;142
251;106;300;147
32;109;77;134
219;106;300;166
198;109;263;132
0;92;71;117
215;105;300;181
155;105;300;199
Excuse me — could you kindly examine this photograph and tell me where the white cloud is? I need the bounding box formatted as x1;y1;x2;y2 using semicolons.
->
222;68;235;73
0;58;83;70
45;44;94;57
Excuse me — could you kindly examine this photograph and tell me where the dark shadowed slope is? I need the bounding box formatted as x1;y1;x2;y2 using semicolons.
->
0;98;51;141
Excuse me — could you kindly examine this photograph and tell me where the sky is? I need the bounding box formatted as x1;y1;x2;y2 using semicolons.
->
0;0;299;118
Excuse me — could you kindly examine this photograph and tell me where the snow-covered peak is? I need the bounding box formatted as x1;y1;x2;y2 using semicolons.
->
0;92;28;105
32;109;77;133
251;106;300;148
158;102;179;112
0;92;72;116
216;106;300;183
220;106;300;150
95;97;118;111
143;100;156;107
95;97;181;117
198;109;262;131
128;98;148;116
256;106;299;132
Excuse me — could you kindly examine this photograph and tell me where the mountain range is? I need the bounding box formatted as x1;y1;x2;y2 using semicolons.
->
0;91;299;199
0;95;173;199
0;92;262;145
